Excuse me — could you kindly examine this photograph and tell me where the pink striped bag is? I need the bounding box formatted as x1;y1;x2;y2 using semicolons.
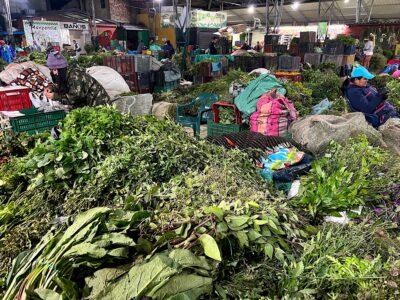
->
250;91;298;137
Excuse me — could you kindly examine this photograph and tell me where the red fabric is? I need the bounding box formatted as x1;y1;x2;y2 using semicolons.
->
388;60;400;66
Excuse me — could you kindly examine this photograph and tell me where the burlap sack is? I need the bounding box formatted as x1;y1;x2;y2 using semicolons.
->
289;112;386;154
378;118;400;156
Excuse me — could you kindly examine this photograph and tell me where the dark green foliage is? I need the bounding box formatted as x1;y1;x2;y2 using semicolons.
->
302;69;342;101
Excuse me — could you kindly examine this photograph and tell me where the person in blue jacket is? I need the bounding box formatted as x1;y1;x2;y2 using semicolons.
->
342;66;399;128
0;40;13;64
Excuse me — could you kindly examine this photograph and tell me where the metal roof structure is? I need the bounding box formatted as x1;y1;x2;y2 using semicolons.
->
221;0;400;26
150;0;399;25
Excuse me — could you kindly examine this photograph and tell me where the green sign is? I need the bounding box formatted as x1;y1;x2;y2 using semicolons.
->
318;22;328;38
190;10;227;29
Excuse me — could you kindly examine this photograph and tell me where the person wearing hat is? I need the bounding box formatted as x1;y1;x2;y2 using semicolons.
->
342;66;399;127
0;40;13;64
44;51;110;108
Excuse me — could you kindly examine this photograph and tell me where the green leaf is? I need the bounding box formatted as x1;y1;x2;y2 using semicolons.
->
54;277;80;300
204;206;224;221
216;222;228;233
95;254;178;299
64;242;107;259
274;247;285;263
264;243;274;259
93;233;136;248
248;229;262;242
149;274;212;299
292;261;304;277
198;234;221;261
55;167;65;178
168;249;212;271
34;288;62;300
235;231;249;248
107;247;128;258
225;216;249;228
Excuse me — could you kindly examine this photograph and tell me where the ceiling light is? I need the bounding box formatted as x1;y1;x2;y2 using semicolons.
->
291;1;300;10
344;0;349;3
248;5;255;14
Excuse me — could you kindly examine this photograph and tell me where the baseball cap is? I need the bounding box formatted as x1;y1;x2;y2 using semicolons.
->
351;66;375;79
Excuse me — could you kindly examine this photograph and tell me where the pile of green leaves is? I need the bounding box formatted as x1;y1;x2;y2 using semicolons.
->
279;223;400;299
318;61;337;72
370;75;396;90
336;35;357;46
3;207;214;300
370;53;388;73
154;69;256;107
302;69;342;102
0;106;313;298
217;106;237;124
295;136;387;219
283;81;314;116
28;52;46;65
387;78;400;109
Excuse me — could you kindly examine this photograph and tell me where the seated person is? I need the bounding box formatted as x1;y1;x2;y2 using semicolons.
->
342;66;399;128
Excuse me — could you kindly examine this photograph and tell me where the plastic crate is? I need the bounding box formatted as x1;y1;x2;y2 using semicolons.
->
289;44;299;56
212;101;242;124
322;54;344;68
273;72;302;82
263;55;278;71
0;87;31;111
10;109;66;135
343;45;356;55
264;44;273;53
323;41;344;55
264;34;281;45
273;45;288;54
299;42;315;54
300;32;316;43
278;56;301;71
304;53;322;66
207;120;242;137
154;80;178;93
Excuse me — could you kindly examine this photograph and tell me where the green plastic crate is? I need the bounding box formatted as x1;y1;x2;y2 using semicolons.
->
207;120;242;137
154;80;178;93
10;110;66;135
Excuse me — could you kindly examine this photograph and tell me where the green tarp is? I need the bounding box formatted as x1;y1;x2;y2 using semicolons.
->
234;74;286;116
194;54;234;63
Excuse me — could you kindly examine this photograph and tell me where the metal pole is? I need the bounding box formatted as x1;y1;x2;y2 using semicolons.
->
356;0;361;23
91;0;97;37
3;0;13;39
266;0;269;34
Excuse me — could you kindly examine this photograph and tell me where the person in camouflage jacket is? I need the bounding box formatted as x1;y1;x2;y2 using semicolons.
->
45;51;110;108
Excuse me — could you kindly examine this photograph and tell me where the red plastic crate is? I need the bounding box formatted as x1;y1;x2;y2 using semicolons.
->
0;86;31;111
212;101;242;124
264;44;273;53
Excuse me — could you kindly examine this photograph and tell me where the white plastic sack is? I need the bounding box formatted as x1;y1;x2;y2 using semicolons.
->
112;94;153;117
86;66;130;99
0;62;38;84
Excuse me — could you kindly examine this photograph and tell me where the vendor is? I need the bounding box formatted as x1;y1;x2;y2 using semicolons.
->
44;51;110;108
342;66;399;127
208;37;218;55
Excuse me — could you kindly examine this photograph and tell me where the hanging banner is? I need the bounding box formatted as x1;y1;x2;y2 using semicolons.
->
318;22;328;38
161;6;183;28
23;20;62;47
190;10;227;29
